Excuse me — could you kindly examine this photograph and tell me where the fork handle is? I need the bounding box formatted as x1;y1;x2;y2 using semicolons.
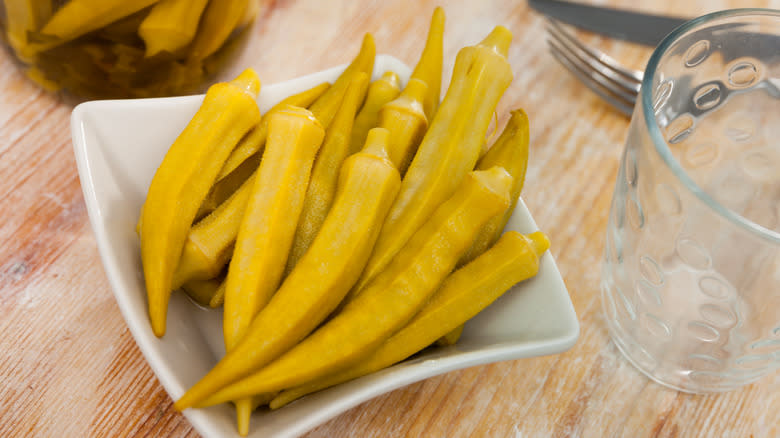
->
529;0;688;46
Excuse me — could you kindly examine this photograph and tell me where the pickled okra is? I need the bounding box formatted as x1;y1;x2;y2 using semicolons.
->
171;171;257;289
218;82;331;182
209;280;226;308
378;78;428;175
352;26;514;294
181;276;224;308
286;74;369;274
410;7;445;120
176;128;400;423
138;0;209;56
308;33;375;129
459;109;530;266
437;325;463;346
195;153;258;221
179;167;513;409
221;106;324;432
35;0;161;52
222;106;324;353
270;231;550;408
3;0;52;59
140;69;261;337
441;109;530;346
188;0;249;61
349;71;401;155
200;81;331;220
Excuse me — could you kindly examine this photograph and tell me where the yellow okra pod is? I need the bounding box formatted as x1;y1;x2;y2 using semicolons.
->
378;78;428;175
36;0;160;52
410;7;445;120
3;0;52;59
138;0;209;56
196;152;259;221
218;82;331;182
209;280;226;308
436;325;464;346
222;106;324;352
222;106;324;432
286;73;369;274
308;33;375;129
171;171;256;289
441;109;530;346
175;128;399;414
197;81;330;220
352;26;513;294
271;231;550;409
141;69;260;337
348;71;401;155
188;0;248;61
182;167;512;409
181;276;224;308
459;109;530;266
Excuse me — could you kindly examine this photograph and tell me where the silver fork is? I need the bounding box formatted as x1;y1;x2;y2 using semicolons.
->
545;18;643;116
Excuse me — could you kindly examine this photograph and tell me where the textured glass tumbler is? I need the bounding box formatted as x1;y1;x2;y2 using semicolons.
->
601;9;780;393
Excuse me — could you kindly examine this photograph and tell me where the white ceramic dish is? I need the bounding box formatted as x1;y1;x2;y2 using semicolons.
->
71;55;579;438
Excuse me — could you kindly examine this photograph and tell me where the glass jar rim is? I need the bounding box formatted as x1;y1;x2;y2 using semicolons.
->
641;8;780;245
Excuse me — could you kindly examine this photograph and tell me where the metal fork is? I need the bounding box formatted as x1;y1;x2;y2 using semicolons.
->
545;18;643;116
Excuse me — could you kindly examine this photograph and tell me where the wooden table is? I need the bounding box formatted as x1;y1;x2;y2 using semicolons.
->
2;1;778;436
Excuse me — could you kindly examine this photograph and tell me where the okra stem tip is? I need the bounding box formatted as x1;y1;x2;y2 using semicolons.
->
399;78;428;111
380;71;401;89
229;68;262;98
432;6;446;24
509;108;529;124
362;128;391;158
361;32;376;56
479;26;513;57
527;231;550;256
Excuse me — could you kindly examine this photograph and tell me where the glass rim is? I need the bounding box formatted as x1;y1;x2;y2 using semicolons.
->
641;8;780;245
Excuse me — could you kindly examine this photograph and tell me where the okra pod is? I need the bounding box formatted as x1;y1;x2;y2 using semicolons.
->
138;0;209;56
442;109;530;345
286;73;369;274
171;172;256;289
348;71;401;155
217;82;331;182
308;33;375;129
188;0;248;61
36;0;160;52
141;69;261;337
410;7;445;120
378;78;428;175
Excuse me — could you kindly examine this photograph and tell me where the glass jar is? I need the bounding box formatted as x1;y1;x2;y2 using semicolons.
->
0;0;257;99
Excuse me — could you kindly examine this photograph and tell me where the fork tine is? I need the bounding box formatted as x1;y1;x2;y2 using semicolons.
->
547;19;643;84
546;23;641;98
544;19;641;116
547;36;638;104
548;40;635;116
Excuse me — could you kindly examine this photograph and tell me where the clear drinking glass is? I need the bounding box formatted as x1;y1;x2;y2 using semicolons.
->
601;9;780;393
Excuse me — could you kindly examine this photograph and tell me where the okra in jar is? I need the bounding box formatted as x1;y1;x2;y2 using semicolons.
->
0;0;257;99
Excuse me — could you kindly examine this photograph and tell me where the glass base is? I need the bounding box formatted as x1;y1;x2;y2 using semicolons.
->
600;272;770;394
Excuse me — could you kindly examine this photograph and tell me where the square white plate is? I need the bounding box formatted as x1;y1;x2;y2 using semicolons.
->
71;55;579;438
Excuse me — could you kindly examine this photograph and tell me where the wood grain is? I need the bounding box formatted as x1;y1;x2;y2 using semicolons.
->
1;0;778;437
